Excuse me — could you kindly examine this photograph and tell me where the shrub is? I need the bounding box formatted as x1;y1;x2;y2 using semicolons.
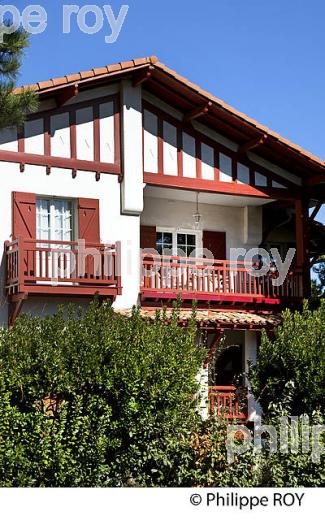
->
249;301;325;417
0;301;204;486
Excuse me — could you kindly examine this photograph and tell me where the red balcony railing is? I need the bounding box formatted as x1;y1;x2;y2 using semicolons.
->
141;254;303;304
208;386;247;420
5;238;122;298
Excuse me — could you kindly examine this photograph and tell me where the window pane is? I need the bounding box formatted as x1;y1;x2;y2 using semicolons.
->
187;234;195;246
177;233;186;245
37;198;73;245
187;246;195;257
36;199;50;242
156;232;163;244
162;233;172;245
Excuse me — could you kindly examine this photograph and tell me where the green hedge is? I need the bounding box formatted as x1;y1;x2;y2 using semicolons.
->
0;301;323;487
0;302;204;486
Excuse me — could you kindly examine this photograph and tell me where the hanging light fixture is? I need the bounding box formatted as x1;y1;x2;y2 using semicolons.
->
193;192;201;229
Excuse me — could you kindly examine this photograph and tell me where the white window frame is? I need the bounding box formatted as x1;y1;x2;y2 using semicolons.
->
156;227;202;257
36;196;76;244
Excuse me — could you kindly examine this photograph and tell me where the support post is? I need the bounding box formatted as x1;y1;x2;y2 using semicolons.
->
295;198;310;298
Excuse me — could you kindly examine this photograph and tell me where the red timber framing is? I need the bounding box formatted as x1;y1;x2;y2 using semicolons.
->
295;197;311;297
142;101;302;200
0;94;121;178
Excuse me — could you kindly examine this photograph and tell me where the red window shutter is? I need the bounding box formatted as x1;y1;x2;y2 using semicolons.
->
203;230;226;260
12;191;36;239
78;198;100;243
140;225;156;249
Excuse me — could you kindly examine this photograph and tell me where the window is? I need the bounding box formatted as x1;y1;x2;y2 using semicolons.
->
156;228;199;257
176;233;196;257
36;198;74;244
156;231;173;255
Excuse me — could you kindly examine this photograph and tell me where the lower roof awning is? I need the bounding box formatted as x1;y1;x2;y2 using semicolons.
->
115;308;282;330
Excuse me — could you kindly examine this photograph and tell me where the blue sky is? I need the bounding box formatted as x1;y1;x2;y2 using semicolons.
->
13;0;325;223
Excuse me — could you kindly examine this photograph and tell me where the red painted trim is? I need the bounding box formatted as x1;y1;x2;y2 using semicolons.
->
140;290;282;304
144;172;295;199
21;286;119;297
0;150;120;175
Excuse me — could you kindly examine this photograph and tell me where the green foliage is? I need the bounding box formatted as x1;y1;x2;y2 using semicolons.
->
313;260;325;298
1;301;324;487
0;24;38;129
249;301;325;417
256;413;325;487
0;301;204;486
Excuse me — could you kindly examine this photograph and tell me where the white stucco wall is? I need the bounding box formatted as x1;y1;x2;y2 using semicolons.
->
141;195;263;256
0;162;140;326
244;330;262;421
120;80;144;215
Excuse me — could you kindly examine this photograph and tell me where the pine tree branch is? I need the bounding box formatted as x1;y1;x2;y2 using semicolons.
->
0;24;38;129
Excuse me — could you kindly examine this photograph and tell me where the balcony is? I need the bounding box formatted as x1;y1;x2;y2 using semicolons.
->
208;386;247;421
5;238;122;299
141;254;303;306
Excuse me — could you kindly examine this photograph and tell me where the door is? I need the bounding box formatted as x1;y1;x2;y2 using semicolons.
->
156;229;198;289
214;344;243;386
36;198;74;281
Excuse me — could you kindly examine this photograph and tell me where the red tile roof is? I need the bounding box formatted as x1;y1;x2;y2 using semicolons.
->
116;308;281;328
14;57;157;94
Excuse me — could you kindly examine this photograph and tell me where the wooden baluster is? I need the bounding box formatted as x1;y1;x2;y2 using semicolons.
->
229;394;233;419
217;395;221;416
155;263;158;289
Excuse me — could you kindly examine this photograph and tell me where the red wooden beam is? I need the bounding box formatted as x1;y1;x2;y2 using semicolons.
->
56;83;79;108
184;101;212;123
140;290;282;305
133;66;154;87
238;134;268;155
305;172;325;186
0;149;120;175
295;197;310;298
